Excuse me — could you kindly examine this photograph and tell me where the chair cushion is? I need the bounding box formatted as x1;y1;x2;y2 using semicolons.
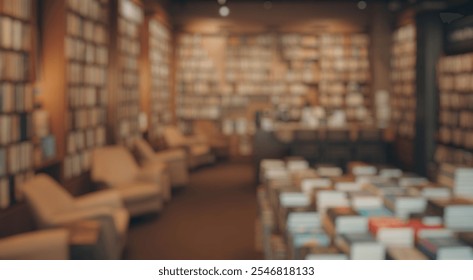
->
190;144;210;156
115;183;162;204
154;149;186;162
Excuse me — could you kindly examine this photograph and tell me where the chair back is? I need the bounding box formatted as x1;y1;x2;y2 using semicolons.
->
22;174;75;228
91;146;139;187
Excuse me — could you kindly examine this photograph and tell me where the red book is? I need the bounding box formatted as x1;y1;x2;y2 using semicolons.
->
407;219;444;239
368;217;407;235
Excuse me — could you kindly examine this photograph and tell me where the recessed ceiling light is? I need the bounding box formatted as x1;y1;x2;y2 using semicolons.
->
357;1;367;10
264;1;272;10
217;0;227;5
219;6;230;17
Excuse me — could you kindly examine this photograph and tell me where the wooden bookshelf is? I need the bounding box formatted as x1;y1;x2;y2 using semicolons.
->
107;0;143;147
40;0;109;181
391;24;416;140
176;31;373;156
0;0;36;210
435;52;473;167
140;8;171;145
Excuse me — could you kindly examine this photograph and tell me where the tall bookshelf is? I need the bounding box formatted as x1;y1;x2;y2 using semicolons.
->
391;24;416;139
390;23;416;170
108;0;143;147
0;0;35;209
41;0;109;180
140;11;171;144
435;52;473;167
176;31;373;156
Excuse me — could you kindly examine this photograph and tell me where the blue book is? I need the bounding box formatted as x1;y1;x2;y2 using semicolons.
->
358;207;393;217
41;135;56;160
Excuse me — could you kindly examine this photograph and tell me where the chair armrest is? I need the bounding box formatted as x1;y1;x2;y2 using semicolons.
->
74;190;123;210
0;229;69;260
137;161;167;182
51;207;115;226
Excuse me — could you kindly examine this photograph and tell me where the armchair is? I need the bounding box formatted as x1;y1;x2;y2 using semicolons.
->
22;174;128;260
134;138;189;188
163;126;215;169
91;146;169;216
0;229;69;260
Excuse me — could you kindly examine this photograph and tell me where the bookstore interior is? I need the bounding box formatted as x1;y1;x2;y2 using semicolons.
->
0;0;473;261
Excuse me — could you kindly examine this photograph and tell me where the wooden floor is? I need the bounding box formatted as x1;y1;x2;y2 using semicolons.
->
125;160;263;260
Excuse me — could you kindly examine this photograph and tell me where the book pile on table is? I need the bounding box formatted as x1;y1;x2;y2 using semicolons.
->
256;158;473;260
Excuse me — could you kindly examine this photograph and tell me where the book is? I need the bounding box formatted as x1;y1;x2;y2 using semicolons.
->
387;247;428;260
335;232;385;260
417;236;473;260
384;195;427;219
303;246;348;260
325;207;368;235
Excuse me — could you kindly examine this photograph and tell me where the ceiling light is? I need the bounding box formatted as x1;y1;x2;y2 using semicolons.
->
357;1;367;10
217;0;227;5
219;6;230;17
264;1;272;10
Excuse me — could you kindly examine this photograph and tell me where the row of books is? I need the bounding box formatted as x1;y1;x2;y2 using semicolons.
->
148;18;172;138
117;89;140;102
0;171;34;209
117;103;140;119
439;110;473;128
440;92;473;111
437;52;473;158
0;114;32;145
0;16;31;51
67;0;108;22
258;158;473;260
118;0;143;24
120;71;139;87
280;34;318;47
435;145;473;167
65;37;109;65
0;51;29;81
0;0;31;20
0;141;33;176
438;126;473;149
438;53;473;74
119;36;140;56
63;150;92;179
66;14;108;44
67;62;107;86
68;87;108;108
438;73;473;92
0;83;34;112
66;127;106;155
67;107;106;130
391;24;417;140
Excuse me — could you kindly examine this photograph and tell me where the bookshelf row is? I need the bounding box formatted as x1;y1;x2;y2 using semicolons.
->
176;33;372;132
0;0;34;210
1;0;172;210
435;52;473;167
390;24;417;140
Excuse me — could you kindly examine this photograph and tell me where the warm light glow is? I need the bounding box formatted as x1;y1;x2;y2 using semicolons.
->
264;1;272;10
357;1;367;10
219;6;230;17
217;0;227;5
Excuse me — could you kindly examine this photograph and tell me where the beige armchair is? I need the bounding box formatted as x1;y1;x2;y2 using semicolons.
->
134;138;189;188
91;146;170;216
0;229;69;260
22;174;128;260
163;126;215;169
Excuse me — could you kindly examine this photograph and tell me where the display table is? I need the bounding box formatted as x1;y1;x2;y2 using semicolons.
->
253;125;393;183
65;220;103;260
